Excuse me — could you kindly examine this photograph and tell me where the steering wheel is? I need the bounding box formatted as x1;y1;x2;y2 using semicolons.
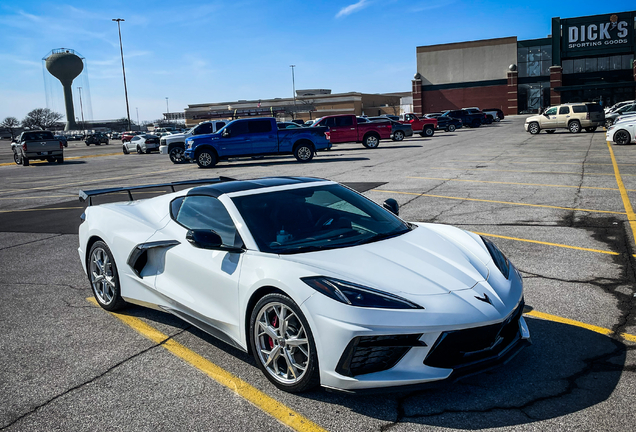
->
314;214;335;229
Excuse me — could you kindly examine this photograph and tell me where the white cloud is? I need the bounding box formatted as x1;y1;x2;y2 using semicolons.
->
336;0;370;18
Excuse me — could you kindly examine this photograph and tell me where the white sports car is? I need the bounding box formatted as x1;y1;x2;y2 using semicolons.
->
78;177;530;393
607;117;636;145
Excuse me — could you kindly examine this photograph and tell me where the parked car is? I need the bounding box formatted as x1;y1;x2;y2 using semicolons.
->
463;108;493;125
185;117;330;167
54;135;68;147
605;100;635;115
368;117;413;141
430;115;463;132
525;103;605;134
123;134;160;154
312;114;391;148
604;103;636;128
442;109;485;128
12;130;64;166
79;176;530;393
85;132;109;146
483;108;505;121
160;120;228;164
399;113;437;137
607;116;636;145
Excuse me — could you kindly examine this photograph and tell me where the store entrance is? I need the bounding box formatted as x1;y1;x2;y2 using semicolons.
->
518;82;551;114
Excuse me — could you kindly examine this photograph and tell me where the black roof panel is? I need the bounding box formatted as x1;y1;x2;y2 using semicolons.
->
187;177;326;198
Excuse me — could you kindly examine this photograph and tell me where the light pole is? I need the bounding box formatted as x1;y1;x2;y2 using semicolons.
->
290;65;297;119
77;86;85;132
136;107;139;127
113;18;131;131
165;97;169;124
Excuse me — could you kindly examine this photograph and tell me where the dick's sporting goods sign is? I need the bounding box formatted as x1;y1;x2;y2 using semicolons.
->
561;12;635;58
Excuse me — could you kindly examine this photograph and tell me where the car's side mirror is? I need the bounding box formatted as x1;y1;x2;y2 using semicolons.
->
383;198;399;216
222;129;231;138
186;229;223;249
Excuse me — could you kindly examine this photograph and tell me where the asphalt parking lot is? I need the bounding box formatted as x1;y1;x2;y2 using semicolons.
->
1;116;635;431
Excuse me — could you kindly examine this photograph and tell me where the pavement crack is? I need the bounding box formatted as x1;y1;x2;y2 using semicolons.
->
0;326;192;430
0;234;63;251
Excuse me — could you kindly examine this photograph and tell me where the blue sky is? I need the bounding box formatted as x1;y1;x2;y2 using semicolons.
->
1;1;634;123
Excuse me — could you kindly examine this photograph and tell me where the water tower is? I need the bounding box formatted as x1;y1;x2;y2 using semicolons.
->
45;49;84;131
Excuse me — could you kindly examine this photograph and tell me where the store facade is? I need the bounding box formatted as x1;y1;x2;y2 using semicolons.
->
413;11;636;116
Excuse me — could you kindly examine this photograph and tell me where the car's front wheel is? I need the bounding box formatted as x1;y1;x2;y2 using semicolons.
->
122;145;129;154
137;145;143;154
528;122;540;134
249;293;319;393
88;241;127;311
614;130;631;145
13;151;20;165
169;146;186;164
196;149;218;168
392;130;404;141
605;119;614;128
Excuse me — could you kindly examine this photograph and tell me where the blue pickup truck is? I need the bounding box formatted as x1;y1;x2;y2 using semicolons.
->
184;117;331;168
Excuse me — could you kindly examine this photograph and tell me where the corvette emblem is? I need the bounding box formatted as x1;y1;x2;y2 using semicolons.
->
475;293;492;305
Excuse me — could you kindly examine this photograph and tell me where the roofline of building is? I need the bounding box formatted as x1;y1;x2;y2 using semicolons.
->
416;36;518;54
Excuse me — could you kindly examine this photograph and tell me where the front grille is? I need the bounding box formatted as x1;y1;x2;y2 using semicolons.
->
424;301;524;370
336;334;424;377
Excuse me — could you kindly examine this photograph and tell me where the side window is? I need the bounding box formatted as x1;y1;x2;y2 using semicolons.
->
132;136;140;142
194;123;213;135
544;107;557;116
336;116;354;127
174;196;240;247
215;122;226;131
324;117;336;127
227;121;249;136
248;120;272;133
559;106;570;115
572;105;586;113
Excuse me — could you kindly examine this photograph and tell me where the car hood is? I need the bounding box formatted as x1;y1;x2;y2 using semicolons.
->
282;225;489;297
525;114;542;123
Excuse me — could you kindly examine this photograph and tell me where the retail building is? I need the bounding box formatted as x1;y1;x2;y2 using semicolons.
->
412;11;636;116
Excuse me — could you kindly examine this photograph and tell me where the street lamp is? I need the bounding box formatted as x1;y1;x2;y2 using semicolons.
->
113;18;131;131
165;97;169;124
290;65;297;119
136;107;139;126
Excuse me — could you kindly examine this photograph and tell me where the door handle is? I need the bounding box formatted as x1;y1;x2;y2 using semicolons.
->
350;128;355;130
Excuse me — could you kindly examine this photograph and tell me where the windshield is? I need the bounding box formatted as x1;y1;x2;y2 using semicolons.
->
232;184;412;254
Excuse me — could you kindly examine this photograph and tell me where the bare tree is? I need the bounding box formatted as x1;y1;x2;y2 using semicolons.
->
21;108;63;130
388;100;401;116
1;117;20;140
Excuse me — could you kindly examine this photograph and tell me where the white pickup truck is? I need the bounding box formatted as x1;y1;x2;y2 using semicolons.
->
159;120;227;163
12;131;64;166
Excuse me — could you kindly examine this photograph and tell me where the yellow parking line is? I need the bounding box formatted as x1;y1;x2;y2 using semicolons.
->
426;166;636;177
371;189;626;215
87;298;327;432
407;176;634;192
452;160;636;167
525;310;636;343
607;141;636;246
474;232;619;256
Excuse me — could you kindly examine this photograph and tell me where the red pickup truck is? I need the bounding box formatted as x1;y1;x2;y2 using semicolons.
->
400;113;437;137
312;114;391;148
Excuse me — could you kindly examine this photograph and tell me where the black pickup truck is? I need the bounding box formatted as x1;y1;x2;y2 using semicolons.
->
442;109;486;128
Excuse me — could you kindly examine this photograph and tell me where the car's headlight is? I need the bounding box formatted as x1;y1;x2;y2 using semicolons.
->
302;276;422;309
481;236;510;279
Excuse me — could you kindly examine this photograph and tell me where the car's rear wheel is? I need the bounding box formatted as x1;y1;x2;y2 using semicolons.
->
56;156;64;164
568;120;581;133
249;293;319;393
122;145;129;154
447;124;456;132
196;149;218;168
362;134;380;148
392;130;404;141
528;122;540;134
585;127;597;133
169;146;185;164
614;130;631;145
13;151;20;165
88;241;127;311
137;145;143;154
293;142;314;162
471;119;481;128
85;142;90;146
47;157;55;163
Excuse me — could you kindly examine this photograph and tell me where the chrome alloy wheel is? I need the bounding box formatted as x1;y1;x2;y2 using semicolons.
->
198;151;212;166
254;302;310;385
296;145;312;161
90;247;116;305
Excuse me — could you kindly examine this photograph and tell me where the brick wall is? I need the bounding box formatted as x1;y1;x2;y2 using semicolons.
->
420;84;511;115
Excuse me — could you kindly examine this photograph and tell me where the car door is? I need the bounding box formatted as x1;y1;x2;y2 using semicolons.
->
128;136;140;152
152;195;244;344
541;107;558;128
216;121;252;157
556;106;571;127
248;119;278;154
330;115;357;143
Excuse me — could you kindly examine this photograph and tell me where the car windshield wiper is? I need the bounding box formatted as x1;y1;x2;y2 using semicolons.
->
277;244;330;254
350;229;410;246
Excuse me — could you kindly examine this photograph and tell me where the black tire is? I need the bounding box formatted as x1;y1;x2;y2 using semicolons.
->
585;127;597;133
136;145;143;154
423;126;434;137
169;146;186;164
122;145;129;154
546;130;556;134
13;151;20;165
293;142;314;162
447;124;456;132
471;120;481;128
85;142;90;146
105;140;109;145
568;120;581;133
145;148;151;154
614;130;631;145
528;122;540;134
249;293;319;393
196;148;218;168
362;134;380;148
605;119;613;128
87;241;127;311
392;130;405;141
22;156;29;166
56;156;64;164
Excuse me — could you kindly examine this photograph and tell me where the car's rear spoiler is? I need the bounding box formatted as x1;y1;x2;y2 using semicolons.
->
79;177;235;206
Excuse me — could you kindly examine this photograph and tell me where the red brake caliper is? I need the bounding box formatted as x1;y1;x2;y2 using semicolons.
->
268;315;278;349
